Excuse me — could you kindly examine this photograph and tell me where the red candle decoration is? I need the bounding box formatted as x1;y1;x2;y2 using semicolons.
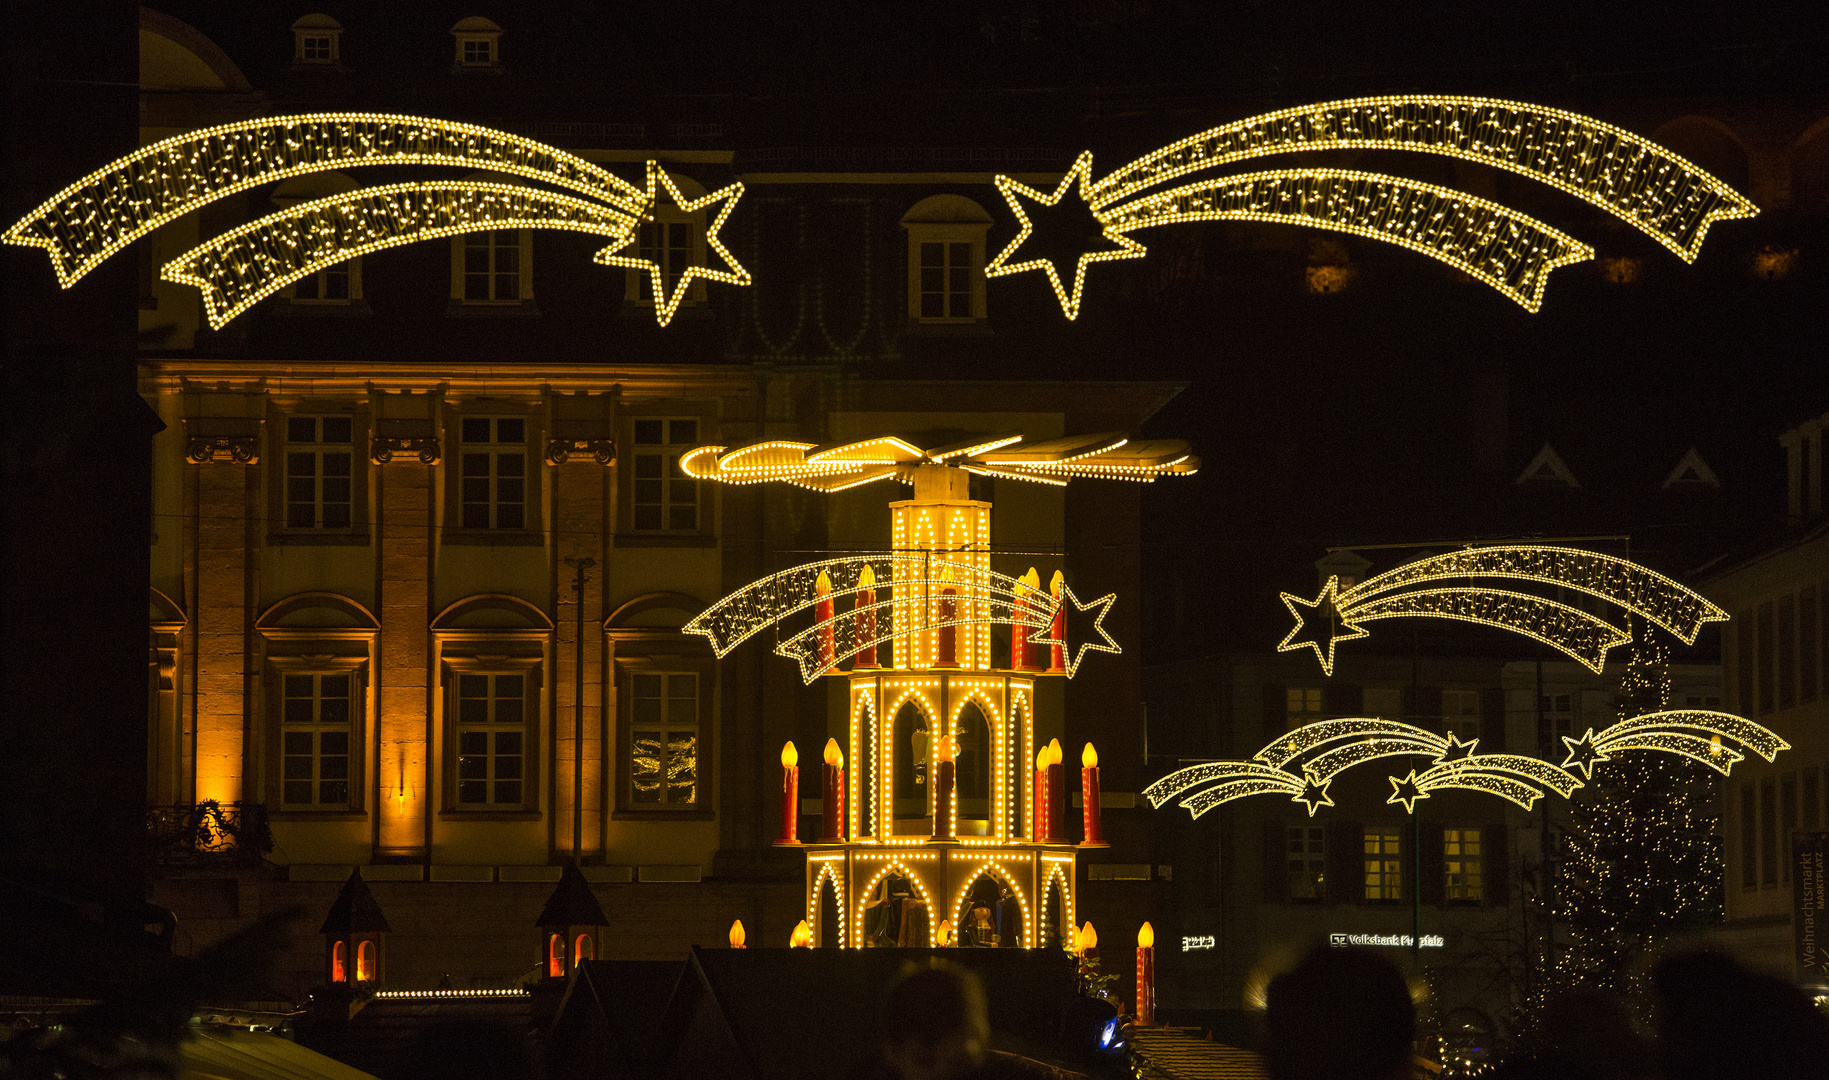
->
1136;922;1156;1025
1012;567;1040;670
1033;749;1049;841
1047;570;1066;673
819;738;846;843
932;735;957;841
854;564;878;669
1079;742;1107;848
1045;739;1067;843
814;570;836;670
776;741;800;846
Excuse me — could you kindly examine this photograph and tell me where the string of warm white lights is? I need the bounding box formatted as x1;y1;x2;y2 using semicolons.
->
1087;95;1759;262
1030;584;1121;678
1100;169;1592;312
593;160;750;327
1561;708;1787;780
3;112;647;287
1398;753;1585;812
164;181;639;328
680;433;1199;489
1253;718;1448;769
1341;587;1635;673
983;151;1147;321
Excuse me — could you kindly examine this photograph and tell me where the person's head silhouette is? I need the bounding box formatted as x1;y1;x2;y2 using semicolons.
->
1653;951;1829;1080
878;961;990;1080
1265;945;1414;1080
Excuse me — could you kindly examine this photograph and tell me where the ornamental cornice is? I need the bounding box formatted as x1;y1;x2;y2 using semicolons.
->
546;437;616;466
371;436;441;465
186;436;259;464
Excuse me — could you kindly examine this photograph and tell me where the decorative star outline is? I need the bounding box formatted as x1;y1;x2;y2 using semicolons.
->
1275;577;1368;677
1433;732;1480;764
1293;771;1335;816
1386;769;1428;813
1032;583;1121;678
1560;728;1610;779
984;151;1147;320
595;161;751;327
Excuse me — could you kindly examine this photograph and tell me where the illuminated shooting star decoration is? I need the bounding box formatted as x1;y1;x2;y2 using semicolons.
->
1387;752;1584;813
1560;709;1788;780
1146;719;1452;819
990;95;1756;316
1277;546;1728;676
3;113;753;328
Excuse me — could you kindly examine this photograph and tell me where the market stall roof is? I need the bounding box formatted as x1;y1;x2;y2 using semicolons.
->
181;1026;379;1080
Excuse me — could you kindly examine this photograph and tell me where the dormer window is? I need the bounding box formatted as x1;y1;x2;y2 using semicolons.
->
900;195;994;326
451;17;503;71
291;14;343;68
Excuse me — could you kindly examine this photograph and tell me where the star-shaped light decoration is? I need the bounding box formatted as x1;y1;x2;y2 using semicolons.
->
984;151;1146;320
1433;732;1479;764
1275;577;1368;677
1293;771;1335;816
595;161;751;327
1560;728;1611;779
1386;769;1428;813
1032;582;1120;678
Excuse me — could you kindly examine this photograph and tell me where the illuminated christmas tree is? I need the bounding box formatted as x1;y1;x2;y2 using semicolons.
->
1554;637;1722;1000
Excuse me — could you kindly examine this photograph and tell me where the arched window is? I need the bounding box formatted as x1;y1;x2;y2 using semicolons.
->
573;932;594;966
355;940;375;982
955;702;992;832
892;702;931;832
331;940;347;982
547;933;565;977
1043;877;1066;951
818;875;841;948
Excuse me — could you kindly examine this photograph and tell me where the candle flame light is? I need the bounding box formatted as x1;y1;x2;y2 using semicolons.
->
937;919;954;946
782;741;798;769
1138;921;1154;948
790;919;813;948
1083;742;1098;768
823;737;843;767
1036;750;1048;771
1048;739;1063;765
729;920;747;948
935;736;958;762
1080;921;1097;952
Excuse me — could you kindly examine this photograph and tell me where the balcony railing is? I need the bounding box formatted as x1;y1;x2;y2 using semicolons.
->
147;801;273;868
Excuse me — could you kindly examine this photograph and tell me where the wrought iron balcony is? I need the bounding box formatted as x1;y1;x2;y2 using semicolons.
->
147;801;273;868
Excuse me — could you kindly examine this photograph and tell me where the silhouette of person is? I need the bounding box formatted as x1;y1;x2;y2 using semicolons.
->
859;961;1070;1080
1652;951;1829;1080
1264;945;1414;1080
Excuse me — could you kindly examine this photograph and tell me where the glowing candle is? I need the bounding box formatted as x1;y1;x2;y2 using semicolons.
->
1136;922;1156;1025
1012;567;1040;670
1077;921;1099;979
777;741;800;846
729;920;747;949
790;919;813;948
854;564;878;669
937;919;954;947
1079;742;1106;848
1046;739;1066;843
814;571;836;670
1034;749;1049;841
1048;570;1066;673
932;735;957;841
818;738;846;843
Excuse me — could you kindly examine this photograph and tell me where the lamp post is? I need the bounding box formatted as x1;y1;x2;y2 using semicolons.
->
563;556;595;861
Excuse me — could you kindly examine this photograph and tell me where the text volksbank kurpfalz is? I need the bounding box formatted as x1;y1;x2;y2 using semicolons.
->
1330;933;1444;948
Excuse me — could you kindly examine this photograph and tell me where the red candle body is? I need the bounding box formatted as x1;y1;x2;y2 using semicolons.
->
1011;592;1032;671
1033;768;1048;841
819;763;845;842
933;760;956;840
1080;765;1105;847
1136;946;1155;1025
855;587;877;668
1046;763;1067;843
778;766;800;845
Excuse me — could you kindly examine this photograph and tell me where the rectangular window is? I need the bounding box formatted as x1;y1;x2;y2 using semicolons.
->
1783;772;1799;885
455;673;525;806
1761;777;1778;887
919;241;973;319
1539;693;1574;753
630;672;698;806
1780;594;1798;711
1364;827;1402;901
284;416;354;530
1736;612;1756;715
1802;586;1819;703
1363;688;1403;719
301;35;332;61
463;231;521;301
1286;687;1324;732
462;39;493;64
1757;602;1774;714
1445;828;1483;902
293;260;353;301
1287;825;1325;901
282;672;352;807
1740;781;1757;890
459;417;527;530
632;418;699;532
637;222;693;301
1805;767;1821;831
1442;690;1481;741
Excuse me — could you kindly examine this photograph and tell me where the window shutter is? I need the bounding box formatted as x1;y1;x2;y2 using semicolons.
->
1479;687;1507;751
1263;683;1287;745
1403;686;1445;734
1323;682;1362;717
1484;823;1510;905
1263;820;1287;904
1420;823;1446;905
1327;820;1364;904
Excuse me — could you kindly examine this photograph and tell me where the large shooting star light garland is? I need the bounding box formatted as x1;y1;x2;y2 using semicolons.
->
1560;709;1788;779
1278;546;1727;676
3;113;755;328
990;96;1755;316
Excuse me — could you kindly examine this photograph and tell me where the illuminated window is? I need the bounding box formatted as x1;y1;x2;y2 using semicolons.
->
456;673;526;806
574;933;593;965
289;258;361;304
459;417;526;530
462;231;526;302
1286;687;1325;732
332;940;347;982
630;672;698;807
282;672;352;807
355;940;374;982
1287;826;1325;901
1364;827;1402;901
547;933;564;977
284;416;354;530
1442;690;1481;741
630;419;699;532
1445;828;1482;902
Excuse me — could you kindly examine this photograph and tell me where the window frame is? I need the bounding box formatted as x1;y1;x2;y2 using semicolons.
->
1444;826;1483;904
612;652;715;818
1285;686;1325;732
440;655;542;816
449;230;534;305
1286;824;1326;902
444;408;543;542
621;215;708;311
1441;689;1482;742
617;412;715;546
268;407;369;545
266;655;368;818
1364;826;1404;902
281;257;363;306
903;222;988;324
